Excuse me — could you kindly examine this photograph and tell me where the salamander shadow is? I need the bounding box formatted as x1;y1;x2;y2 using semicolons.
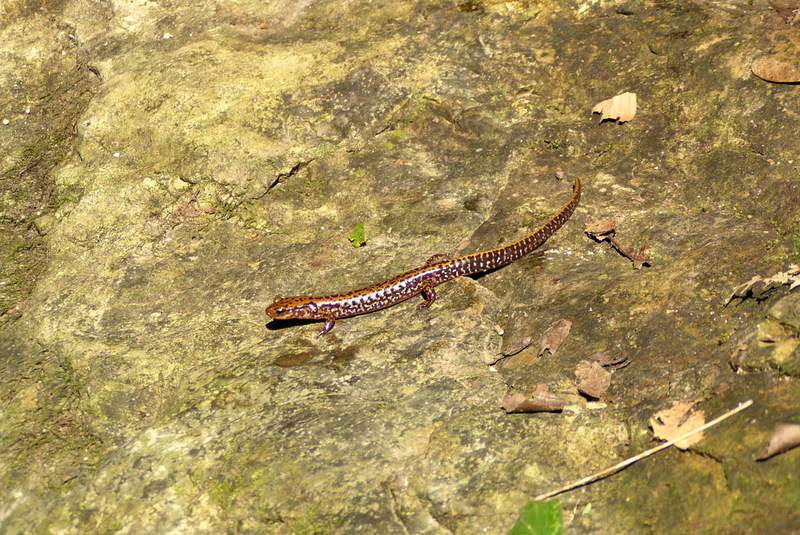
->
265;318;320;333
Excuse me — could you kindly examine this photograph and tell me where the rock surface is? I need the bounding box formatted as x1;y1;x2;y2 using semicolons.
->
2;1;799;533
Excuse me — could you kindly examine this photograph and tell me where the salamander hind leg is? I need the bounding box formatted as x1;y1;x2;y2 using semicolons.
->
317;316;336;337
418;285;437;309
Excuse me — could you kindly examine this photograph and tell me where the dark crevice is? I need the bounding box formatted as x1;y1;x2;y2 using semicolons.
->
265;158;315;194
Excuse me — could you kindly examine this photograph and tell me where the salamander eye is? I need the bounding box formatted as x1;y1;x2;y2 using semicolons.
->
275;307;286;315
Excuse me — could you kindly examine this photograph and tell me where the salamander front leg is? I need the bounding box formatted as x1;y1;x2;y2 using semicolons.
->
418;285;437;309
317;316;336;337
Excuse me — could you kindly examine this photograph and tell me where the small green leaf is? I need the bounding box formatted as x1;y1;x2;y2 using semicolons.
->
348;222;366;248
508;500;563;535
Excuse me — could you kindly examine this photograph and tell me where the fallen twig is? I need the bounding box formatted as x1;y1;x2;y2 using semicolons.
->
533;399;753;501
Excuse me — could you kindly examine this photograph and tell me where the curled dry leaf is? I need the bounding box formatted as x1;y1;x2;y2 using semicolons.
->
585;215;652;269
752;55;800;83
590;351;630;369
575;360;611;398
584;216;616;238
592;91;637;123
499;385;566;413
627;246;652;270
650;401;706;450
539;318;572;356
726;264;800;304
756;422;800;461
500;333;534;358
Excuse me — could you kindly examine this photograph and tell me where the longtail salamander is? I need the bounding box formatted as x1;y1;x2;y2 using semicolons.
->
267;177;580;336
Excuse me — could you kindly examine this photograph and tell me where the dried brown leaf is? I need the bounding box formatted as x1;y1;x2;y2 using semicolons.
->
589;351;630;369
650;401;706;450
769;0;800;22
727;264;800;304
752;55;800;83
499;386;566;413
584;216;617;238
538;318;572;356
756;422;800;461
575;360;612;398
585;216;652;269
500;334;534;358
628;246;652;270
592;91;637;123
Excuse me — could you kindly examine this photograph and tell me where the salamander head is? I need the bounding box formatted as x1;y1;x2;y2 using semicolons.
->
266;296;320;320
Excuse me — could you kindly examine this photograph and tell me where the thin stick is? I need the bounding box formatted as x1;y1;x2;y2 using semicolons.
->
533;399;753;501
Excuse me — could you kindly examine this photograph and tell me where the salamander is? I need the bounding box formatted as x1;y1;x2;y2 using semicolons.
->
266;177;580;336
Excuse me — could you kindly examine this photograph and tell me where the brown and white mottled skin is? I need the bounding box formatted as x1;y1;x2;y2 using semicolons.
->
266;177;581;336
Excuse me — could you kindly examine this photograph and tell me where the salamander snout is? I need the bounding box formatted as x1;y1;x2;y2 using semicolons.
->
266;296;319;320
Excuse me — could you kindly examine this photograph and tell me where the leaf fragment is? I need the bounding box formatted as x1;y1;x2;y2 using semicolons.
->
584;217;616;238
509;499;564;535
575;360;612;398
347;222;367;248
591;91;637;123
756;422;800;461
752;55;800;83
538;319;572;356
500;385;566;413
585;215;652;269
650;401;706;450
589;351;630;369
726;264;800;304
500;334;535;358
